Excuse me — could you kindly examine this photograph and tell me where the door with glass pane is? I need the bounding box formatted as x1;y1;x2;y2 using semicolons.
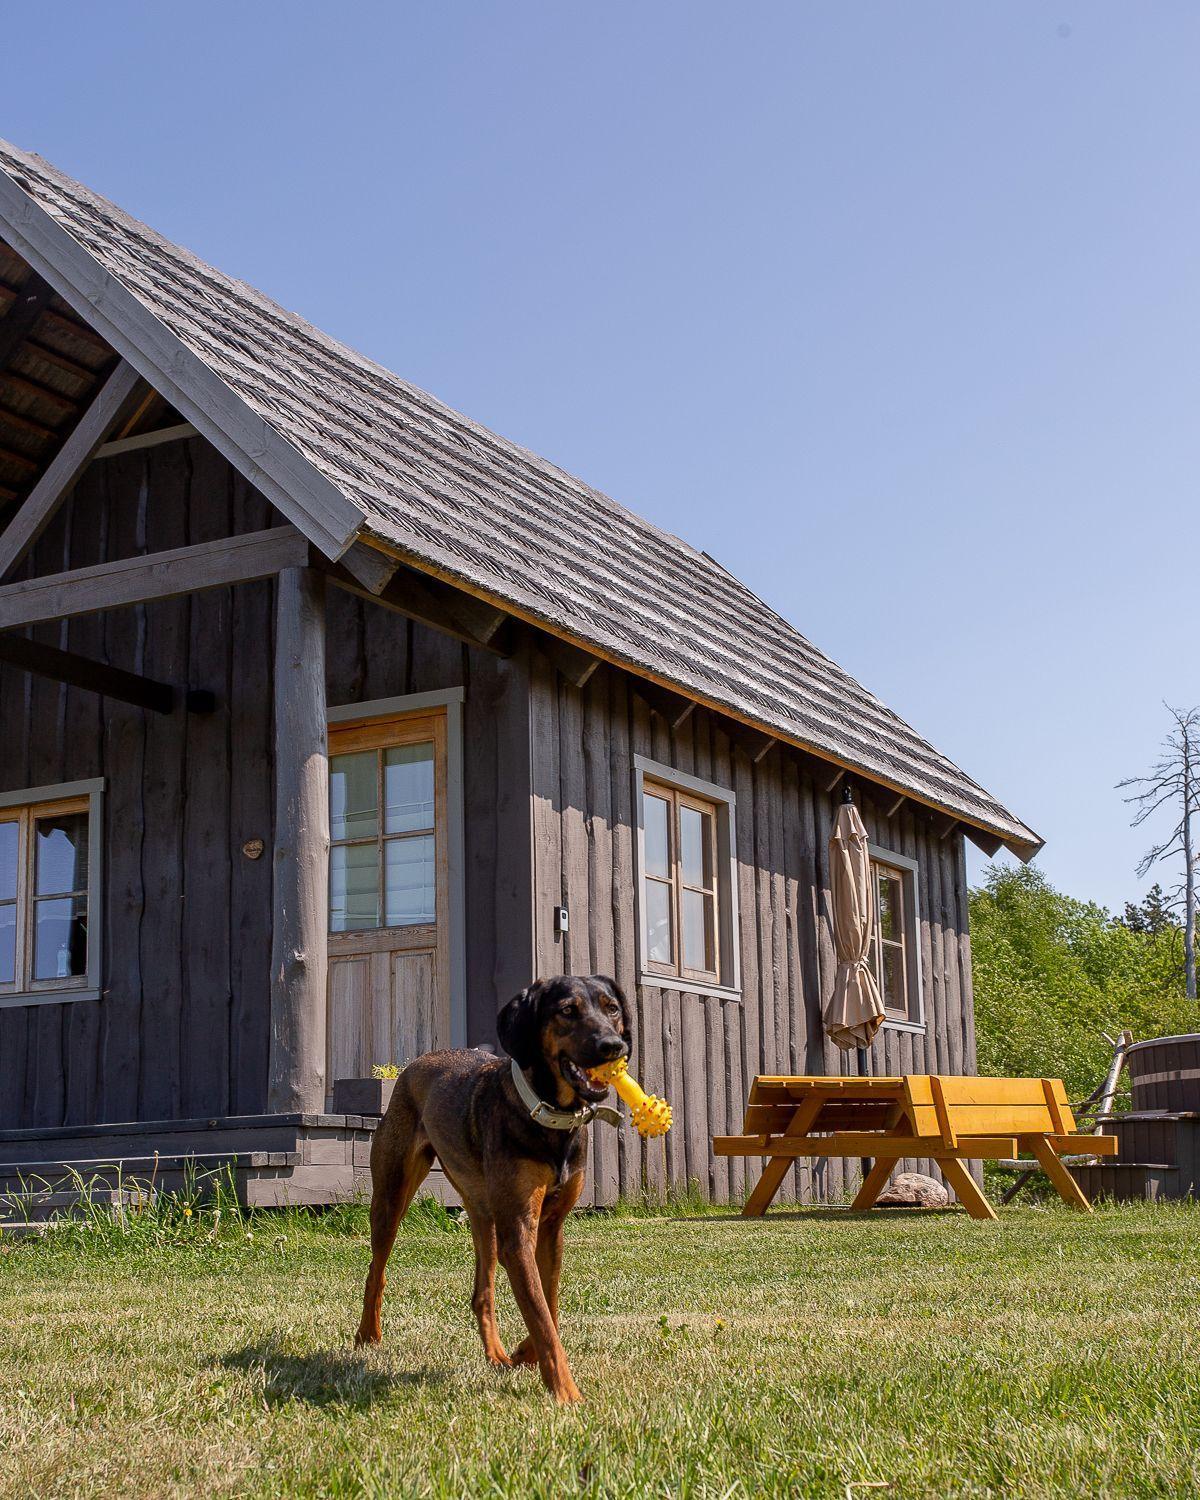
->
326;709;449;1097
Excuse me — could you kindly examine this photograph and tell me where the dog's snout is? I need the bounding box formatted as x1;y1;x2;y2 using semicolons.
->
596;1036;626;1062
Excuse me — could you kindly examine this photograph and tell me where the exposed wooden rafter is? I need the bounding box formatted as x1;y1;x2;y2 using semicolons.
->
0;359;142;581
0;525;311;630
884;793;906;818
0;269;55;372
634;679;696;730
731;723;777;764
540;634;601;689
327;559;511;654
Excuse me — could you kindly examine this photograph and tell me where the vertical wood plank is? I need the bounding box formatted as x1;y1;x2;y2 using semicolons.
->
137;437;190;1120
180;441;234;1117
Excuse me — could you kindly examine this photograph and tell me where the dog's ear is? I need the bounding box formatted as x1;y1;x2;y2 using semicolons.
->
594;976;633;1047
497;982;543;1067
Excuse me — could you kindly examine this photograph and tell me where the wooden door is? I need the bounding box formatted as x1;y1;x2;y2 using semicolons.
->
326;709;450;1095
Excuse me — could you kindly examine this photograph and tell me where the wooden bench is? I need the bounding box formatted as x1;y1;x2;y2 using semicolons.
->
713;1074;1118;1221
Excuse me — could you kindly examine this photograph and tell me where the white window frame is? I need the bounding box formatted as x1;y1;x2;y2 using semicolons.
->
0;778;104;1010
868;843;925;1034
633;755;741;1000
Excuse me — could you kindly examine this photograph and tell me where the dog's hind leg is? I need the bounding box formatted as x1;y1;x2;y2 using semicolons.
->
467;1207;511;1368
355;1106;433;1347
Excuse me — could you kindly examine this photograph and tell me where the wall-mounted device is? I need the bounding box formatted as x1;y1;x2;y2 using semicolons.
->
554;905;569;935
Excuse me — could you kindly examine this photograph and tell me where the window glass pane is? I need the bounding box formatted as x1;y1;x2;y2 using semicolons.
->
384;743;435;834
679;805;713;889
33;894;88;981
330;843;380;931
35;811;89;896
0;902;15;984
645;879;673;964
682;888;715;973
330;752;378;842
384;835;436;926
644;793;670;880
881;943;906;1012
877;869;901;941
0;821;17;903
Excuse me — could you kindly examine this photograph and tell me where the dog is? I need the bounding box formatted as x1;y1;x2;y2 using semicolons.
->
354;974;632;1403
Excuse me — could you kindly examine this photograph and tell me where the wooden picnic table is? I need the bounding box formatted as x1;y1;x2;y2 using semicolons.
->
713;1074;1118;1220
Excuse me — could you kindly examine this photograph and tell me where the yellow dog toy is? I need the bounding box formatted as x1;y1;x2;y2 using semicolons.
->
587;1057;672;1138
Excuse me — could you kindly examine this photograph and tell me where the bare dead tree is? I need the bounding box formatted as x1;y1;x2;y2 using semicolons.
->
1118;704;1200;999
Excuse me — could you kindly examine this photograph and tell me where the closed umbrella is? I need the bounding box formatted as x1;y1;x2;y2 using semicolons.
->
824;795;885;1050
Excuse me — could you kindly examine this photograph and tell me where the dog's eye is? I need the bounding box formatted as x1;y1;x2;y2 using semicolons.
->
561;1002;579;1019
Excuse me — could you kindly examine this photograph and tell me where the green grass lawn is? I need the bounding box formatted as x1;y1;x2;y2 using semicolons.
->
2;1195;1198;1498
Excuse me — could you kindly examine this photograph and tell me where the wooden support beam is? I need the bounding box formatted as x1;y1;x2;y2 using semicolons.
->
730;721;776;763
884;793;906;819
327;560;510;653
540;633;601;689
0;525;311;630
0;360;142;581
0;631;175;713
634;679;696;730
821;766;846;793
337;539;401;597
0;270;55;372
964;827;1003;858
93;422;197;461
937;814;961;841
268;567;329;1114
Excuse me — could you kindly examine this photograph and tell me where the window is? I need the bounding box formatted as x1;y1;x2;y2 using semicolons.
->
868;847;923;1027
635;757;739;996
0;780;103;1006
328;723;440;933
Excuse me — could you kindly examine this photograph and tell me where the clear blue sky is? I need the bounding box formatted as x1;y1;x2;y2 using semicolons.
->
4;4;1197;914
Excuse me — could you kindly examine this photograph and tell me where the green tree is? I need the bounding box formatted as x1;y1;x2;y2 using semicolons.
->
970;864;1194;1100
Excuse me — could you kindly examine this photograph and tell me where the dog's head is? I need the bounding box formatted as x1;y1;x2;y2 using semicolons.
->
497;975;633;1107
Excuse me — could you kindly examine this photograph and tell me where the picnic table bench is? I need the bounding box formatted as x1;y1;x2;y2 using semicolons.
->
713;1074;1118;1220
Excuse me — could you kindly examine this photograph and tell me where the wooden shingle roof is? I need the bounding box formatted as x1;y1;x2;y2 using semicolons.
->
0;139;1040;857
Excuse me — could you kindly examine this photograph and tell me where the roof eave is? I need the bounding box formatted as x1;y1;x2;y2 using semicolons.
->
0;150;364;562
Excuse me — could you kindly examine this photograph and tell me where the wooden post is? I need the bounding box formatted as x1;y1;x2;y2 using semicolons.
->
268;567;330;1114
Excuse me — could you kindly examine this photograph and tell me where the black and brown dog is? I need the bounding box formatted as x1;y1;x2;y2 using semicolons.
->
354;974;631;1403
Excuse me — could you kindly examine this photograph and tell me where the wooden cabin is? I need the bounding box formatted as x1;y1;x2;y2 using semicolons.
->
0;141;1041;1208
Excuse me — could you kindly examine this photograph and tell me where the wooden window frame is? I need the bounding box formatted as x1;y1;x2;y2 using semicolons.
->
634;756;740;999
867;844;924;1032
327;708;447;951
0;778;104;1010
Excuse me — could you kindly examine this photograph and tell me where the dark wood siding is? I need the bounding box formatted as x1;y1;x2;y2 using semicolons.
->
527;643;977;1206
0;436;528;1129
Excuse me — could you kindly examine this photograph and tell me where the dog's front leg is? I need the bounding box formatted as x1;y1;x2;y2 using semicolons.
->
497;1204;582;1404
511;1173;583;1368
467;1209;511;1367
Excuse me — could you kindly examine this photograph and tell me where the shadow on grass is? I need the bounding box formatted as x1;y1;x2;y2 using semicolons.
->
220;1342;448;1407
668;1207;967;1224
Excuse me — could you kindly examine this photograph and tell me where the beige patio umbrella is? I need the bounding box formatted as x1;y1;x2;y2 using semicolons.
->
823;796;885;1050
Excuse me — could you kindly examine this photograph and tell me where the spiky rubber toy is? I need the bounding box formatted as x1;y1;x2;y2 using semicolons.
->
587;1057;672;1138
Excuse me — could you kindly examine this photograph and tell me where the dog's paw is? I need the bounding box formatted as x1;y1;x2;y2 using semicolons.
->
510;1338;538;1367
354;1328;382;1348
485;1350;514;1369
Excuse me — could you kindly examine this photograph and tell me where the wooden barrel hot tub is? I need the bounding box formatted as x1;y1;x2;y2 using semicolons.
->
1125;1035;1200;1112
